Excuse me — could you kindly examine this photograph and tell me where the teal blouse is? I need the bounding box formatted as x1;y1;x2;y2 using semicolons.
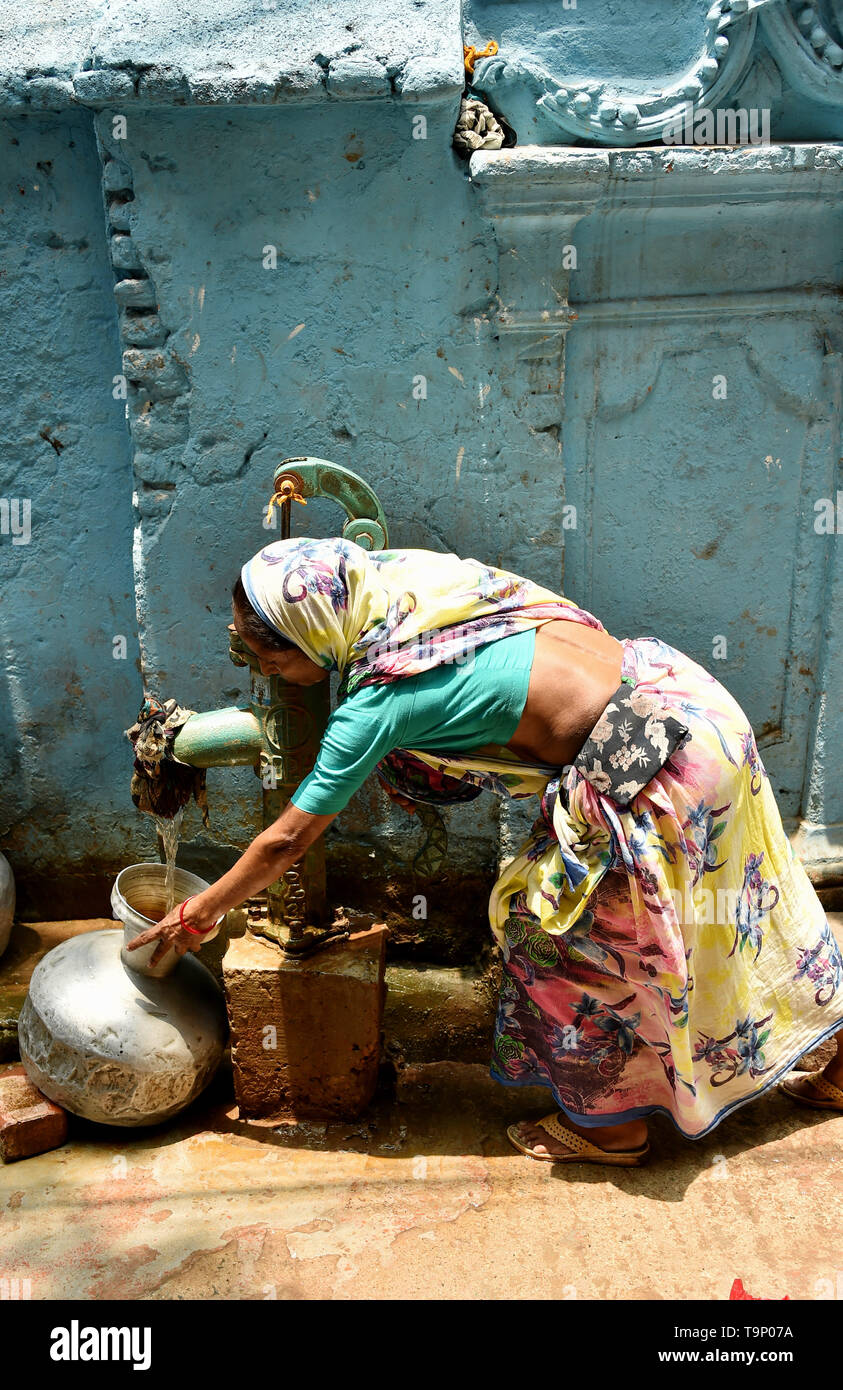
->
291;626;537;815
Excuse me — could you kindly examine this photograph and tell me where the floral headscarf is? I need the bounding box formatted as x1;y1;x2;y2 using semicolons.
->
241;536;602;701
241;536;603;808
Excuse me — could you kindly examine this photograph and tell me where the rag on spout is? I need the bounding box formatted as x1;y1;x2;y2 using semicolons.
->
125;696;209;825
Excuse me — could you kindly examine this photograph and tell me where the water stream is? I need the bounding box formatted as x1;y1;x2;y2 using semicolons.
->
155;808;185;913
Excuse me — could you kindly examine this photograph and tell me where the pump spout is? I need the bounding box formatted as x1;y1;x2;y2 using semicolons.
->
172;707;262;768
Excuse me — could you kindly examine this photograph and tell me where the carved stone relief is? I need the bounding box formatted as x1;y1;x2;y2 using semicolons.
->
468;0;843;145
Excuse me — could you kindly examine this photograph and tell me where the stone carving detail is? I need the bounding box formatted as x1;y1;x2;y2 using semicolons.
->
473;0;764;145
280;866;308;928
760;0;843;103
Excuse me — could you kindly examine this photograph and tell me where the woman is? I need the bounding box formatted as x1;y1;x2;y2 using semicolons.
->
129;536;843;1164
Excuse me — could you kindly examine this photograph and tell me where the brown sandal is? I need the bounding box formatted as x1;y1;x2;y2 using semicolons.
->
780;1070;843;1111
506;1111;650;1167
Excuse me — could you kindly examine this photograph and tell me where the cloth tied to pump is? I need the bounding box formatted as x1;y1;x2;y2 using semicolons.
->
452;96;506;156
125;696;209;825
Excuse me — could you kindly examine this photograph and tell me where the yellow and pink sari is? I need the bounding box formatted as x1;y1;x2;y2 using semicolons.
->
243;538;843;1138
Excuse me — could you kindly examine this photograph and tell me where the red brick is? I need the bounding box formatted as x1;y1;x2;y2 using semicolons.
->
0;1065;68;1162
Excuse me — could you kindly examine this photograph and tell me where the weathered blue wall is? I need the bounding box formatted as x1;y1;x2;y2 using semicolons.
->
0;0;841;928
0;111;139;906
467;143;843;841
98;94;534;920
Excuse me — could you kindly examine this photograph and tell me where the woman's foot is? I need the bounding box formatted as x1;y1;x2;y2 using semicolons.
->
797;1064;843;1101
781;1030;843;1108
781;1070;843;1108
509;1111;648;1159
821;1045;843;1087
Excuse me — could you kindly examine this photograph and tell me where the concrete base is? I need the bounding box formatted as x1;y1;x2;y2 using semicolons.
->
384;962;495;1063
222;924;388;1121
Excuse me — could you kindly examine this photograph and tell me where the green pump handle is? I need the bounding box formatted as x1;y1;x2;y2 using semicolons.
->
272;456;389;551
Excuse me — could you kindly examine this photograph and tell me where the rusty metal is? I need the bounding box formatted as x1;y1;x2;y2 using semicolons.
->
239;643;331;951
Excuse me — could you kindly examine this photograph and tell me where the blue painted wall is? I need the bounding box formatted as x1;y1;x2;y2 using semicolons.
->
101;95;531;908
0;112;139;907
0;0;840;922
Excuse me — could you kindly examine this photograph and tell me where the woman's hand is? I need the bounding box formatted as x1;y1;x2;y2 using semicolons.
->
122;808;336;972
125;901;210;967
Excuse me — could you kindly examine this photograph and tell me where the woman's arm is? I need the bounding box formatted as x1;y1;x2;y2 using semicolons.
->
125;802;337;967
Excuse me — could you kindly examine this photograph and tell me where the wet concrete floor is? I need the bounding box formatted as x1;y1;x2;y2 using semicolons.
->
0;919;840;1301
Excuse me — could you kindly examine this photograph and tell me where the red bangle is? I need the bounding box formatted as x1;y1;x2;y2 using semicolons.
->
179;896;214;937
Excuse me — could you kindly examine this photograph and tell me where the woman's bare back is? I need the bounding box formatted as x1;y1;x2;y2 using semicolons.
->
489;619;624;768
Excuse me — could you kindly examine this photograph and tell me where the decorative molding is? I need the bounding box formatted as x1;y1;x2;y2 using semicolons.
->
470;144;843;343
495;288;843;340
469;143;843;218
472;0;771;147
587;327;834;422
760;0;843;105
0;57;463;113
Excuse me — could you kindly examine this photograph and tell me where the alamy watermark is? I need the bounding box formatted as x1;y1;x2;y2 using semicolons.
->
50;1320;151;1370
662;103;770;147
814;491;843;534
359;625;481;671
0;497;31;545
669;885;738;927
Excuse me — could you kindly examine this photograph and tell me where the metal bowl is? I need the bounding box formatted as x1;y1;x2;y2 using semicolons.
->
112;862;223;979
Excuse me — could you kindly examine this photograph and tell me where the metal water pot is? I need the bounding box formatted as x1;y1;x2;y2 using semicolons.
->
18;864;228;1127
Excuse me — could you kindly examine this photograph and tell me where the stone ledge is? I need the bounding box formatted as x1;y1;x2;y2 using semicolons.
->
0;0;464;114
384;961;494;1064
469;142;843;215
